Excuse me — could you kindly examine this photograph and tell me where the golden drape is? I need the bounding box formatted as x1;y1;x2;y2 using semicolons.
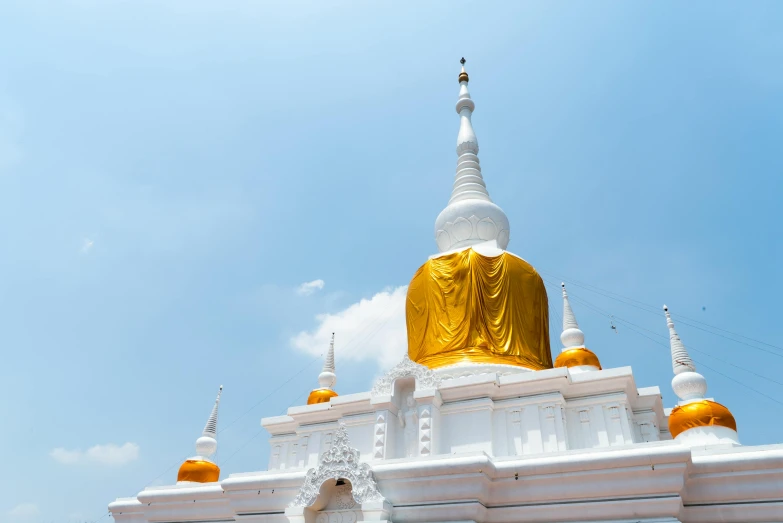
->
406;249;552;370
177;459;220;483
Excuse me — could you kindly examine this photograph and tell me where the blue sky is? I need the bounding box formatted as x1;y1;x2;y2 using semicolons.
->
2;1;782;521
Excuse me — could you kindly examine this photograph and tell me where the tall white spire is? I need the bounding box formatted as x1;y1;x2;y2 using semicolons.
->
663;306;706;402
195;385;222;459
318;333;336;390
434;58;510;253
560;283;585;349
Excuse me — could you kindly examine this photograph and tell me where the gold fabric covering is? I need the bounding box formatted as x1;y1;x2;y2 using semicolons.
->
668;399;737;438
307;388;338;405
407;249;552;370
555;347;602;369
177;459;220;483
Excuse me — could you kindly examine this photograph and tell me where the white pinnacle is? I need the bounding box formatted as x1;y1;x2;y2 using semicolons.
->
195;385;222;459
434;58;510;253
318;333;337;390
663;306;707;403
560;283;585;350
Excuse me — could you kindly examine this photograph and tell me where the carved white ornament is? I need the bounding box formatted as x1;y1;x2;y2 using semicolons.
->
289;424;384;507
370;354;441;396
435;212;510;253
316;511;358;523
373;413;386;460
419;407;432;456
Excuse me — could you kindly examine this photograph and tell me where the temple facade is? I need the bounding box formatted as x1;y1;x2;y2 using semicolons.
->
108;62;783;523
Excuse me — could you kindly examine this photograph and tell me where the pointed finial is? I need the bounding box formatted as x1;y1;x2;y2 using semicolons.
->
323;332;335;374
434;59;510;252
195;385;222;458
318;334;337;389
560;283;585;348
663;305;706;402
458;57;469;83
663;305;696;374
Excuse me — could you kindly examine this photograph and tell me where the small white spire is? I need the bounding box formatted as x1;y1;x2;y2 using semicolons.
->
202;385;222;437
195;385;222;459
663;306;707;402
663;305;696;374
434;58;510;253
560;283;585;349
318;333;337;390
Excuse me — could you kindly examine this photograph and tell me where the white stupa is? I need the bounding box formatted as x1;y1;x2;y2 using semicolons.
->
109;61;783;523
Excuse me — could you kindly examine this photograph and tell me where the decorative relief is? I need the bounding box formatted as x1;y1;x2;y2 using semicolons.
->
315;510;358;523
435;214;510;253
543;405;555;419
271;444;282;469
578;409;590;424
333;484;358;510
371;354;440;396
609;406;620;419
456;139;479;156
435;365;519;380
299;436;310;467
289;424;384;508
373;413;386;460
322;432;333;455
419;407;432;456
400;395;419;458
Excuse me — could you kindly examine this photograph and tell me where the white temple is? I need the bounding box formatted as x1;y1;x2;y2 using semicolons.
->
108;61;783;523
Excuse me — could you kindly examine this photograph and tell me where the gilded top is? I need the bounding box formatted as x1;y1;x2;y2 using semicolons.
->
406;248;552;370
177;459;220;483
459;57;469;83
668;399;737;438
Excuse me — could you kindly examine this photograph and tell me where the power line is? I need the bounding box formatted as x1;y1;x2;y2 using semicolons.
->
543;280;783;403
129;289;405;501
220;391;310;468
219;354;323;434
544;278;783;385
539;269;783;354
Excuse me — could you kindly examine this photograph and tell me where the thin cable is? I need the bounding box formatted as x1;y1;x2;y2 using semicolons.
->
543;276;783;359
105;290;405;521
618;320;783;407
544;280;783;394
220;391;310;468
559;287;783;386
87;511;111;523
220;292;401;436
546;280;783;384
219;353;323;434
540;268;783;353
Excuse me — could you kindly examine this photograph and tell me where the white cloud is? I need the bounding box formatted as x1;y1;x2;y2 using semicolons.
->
7;503;40;523
50;447;81;464
81;238;94;253
296;279;325;296
86;442;140;465
291;286;408;369
50;442;139;466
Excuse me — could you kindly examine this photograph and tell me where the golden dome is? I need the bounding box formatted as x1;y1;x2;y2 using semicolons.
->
406;248;552;370
307;388;339;405
554;347;602;370
177;459;220;483
668;399;737;438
